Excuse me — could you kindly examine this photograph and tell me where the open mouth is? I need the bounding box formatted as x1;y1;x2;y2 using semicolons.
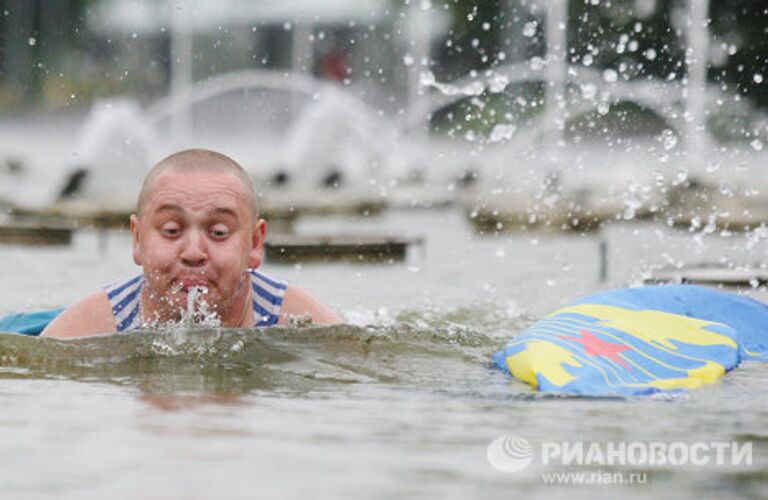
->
170;279;210;293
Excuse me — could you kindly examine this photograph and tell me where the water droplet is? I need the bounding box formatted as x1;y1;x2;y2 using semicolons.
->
580;83;597;100
754;74;764;84
583;54;594;67
523;21;537;38
603;69;618;83
489;124;516;143
27;37;36;46
751;139;764;151
644;48;657;61
597;102;610;115
659;129;678;150
529;56;545;70
672;168;689;186
403;53;414;66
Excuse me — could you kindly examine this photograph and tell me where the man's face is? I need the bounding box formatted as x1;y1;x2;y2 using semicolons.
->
130;170;264;321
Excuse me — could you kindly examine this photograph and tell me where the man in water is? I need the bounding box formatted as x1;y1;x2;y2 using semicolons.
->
42;148;341;338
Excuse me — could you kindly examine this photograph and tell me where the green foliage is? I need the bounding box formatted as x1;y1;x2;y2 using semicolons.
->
430;82;545;138
709;0;768;108
566;100;672;141
432;0;504;81
432;0;767;108
568;0;684;80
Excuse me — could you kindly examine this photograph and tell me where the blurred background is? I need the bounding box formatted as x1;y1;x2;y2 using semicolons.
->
2;0;768;304
0;0;766;208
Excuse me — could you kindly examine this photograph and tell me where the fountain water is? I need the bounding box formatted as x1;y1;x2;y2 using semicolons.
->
409;0;768;236
420;0;718;158
73;98;159;207
279;90;407;188
68;0;453;202
71;68;416;199
682;0;712;167
69;0;766;211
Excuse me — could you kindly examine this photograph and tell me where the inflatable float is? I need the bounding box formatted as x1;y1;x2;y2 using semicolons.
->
0;309;62;336
493;285;768;396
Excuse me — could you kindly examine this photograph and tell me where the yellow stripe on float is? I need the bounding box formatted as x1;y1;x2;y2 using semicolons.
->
555;304;737;350
505;340;580;389
645;361;726;389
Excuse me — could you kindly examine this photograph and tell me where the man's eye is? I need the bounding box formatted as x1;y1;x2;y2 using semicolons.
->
161;226;180;237
210;226;229;239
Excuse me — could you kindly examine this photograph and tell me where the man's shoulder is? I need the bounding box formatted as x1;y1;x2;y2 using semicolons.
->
279;285;342;325
104;274;144;298
247;269;288;291
40;290;117;339
246;268;340;324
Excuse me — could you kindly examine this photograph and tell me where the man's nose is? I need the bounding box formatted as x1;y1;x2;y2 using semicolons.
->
180;229;208;266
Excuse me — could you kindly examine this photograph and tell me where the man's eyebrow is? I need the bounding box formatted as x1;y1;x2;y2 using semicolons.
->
154;204;183;214
149;204;240;220
210;207;239;218
152;205;237;214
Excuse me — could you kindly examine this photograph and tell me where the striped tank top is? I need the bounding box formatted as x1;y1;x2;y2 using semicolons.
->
103;270;288;332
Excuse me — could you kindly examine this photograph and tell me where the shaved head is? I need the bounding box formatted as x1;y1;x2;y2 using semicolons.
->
137;149;257;219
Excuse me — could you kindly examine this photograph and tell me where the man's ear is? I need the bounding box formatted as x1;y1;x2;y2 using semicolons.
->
130;214;142;266
248;219;267;269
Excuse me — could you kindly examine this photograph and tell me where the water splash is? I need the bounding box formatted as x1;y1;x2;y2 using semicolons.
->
178;286;220;327
0;303;534;394
141;285;222;331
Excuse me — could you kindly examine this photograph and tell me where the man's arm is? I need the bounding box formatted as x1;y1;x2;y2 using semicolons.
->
40;291;117;339
279;285;342;325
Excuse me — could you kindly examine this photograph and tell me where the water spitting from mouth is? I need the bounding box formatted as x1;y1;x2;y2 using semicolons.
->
178;286;221;327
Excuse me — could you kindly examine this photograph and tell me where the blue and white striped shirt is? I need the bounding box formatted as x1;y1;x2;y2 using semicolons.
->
103;270;288;331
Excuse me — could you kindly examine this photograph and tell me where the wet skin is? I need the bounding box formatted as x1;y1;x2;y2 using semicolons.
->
130;170;264;326
41;151;341;339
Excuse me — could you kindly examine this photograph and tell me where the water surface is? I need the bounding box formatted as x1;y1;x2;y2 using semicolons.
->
1;208;767;499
